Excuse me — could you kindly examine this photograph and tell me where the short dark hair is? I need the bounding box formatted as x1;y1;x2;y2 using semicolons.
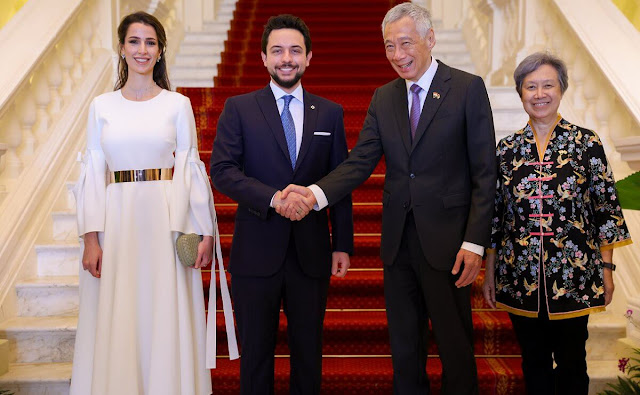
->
514;52;568;98
115;11;170;91
261;14;312;55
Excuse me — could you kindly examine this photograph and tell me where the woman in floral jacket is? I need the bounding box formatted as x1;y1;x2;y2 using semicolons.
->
482;52;632;395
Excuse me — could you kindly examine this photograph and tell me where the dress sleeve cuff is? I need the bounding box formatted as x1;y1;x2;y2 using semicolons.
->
600;238;633;251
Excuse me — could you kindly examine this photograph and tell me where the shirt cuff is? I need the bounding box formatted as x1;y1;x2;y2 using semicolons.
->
269;192;277;208
308;184;328;211
461;242;484;257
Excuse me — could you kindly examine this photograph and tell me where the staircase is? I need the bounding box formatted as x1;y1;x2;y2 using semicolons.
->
170;0;238;87
0;0;627;394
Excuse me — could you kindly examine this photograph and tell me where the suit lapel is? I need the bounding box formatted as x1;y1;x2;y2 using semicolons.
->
391;78;412;155
256;86;291;163
411;61;451;152
295;89;318;172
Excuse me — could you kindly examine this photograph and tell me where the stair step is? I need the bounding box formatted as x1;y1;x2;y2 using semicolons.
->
174;54;221;68
586;312;627;361
199;22;230;35
51;211;78;242
210;356;524;393
209;310;520;356
177;43;225;56
174;79;215;88
15;276;79;317
183;32;229;44
0;362;71;395
35;244;79;277
172;68;218;80
0;316;76;363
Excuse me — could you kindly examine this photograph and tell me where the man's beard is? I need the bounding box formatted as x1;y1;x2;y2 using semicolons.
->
270;64;304;89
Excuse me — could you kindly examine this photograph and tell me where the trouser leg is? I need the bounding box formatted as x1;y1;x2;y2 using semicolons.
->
232;269;284;395
384;213;429;394
551;314;589;395
282;236;329;395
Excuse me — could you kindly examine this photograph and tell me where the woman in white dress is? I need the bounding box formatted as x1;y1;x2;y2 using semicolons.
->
70;12;236;395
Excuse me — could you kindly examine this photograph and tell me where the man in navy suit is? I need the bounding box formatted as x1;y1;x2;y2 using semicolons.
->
210;14;353;395
281;3;497;394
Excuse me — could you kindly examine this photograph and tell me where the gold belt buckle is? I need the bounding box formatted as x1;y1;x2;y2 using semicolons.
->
110;168;173;183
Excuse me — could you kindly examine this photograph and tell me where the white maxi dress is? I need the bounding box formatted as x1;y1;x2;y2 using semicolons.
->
70;90;237;395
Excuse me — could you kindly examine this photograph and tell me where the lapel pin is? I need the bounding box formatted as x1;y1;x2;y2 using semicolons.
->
310;105;315;110
432;92;441;100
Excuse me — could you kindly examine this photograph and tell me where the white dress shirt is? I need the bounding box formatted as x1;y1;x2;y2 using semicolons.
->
308;58;484;257
271;81;304;155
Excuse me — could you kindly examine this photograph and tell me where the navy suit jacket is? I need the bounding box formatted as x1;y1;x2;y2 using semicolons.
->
210;85;353;278
317;61;497;270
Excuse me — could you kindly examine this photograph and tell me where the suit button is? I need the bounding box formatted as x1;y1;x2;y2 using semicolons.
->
409;173;415;179
403;202;409;209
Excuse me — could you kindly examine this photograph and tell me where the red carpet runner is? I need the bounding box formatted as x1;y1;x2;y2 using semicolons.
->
178;0;524;393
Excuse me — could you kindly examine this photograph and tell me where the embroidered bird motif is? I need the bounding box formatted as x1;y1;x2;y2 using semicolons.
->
534;168;555;179
556;150;572;168
516;234;532;246
573;171;586;185
550;235;568;249
586;238;599;251
512;157;526;172
591;283;604;299
552;281;570;300
540;216;553;231
568;255;588;271
524;278;538;296
502;173;513;186
612;215;626;226
574;130;583;143
513;186;535;203
557;184;572;201
504;253;515;266
569;217;585;233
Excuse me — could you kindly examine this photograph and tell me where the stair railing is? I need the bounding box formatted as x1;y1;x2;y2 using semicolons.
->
0;0;186;322
0;0;115;322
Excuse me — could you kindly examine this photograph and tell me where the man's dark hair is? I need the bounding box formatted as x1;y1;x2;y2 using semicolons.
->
261;14;312;55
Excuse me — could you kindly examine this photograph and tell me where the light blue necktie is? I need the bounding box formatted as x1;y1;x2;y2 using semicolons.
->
281;95;297;169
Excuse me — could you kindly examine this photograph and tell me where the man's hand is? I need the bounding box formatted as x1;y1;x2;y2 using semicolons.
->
603;268;615;306
274;186;317;221
452;248;482;288
332;251;350;278
194;236;214;269
82;232;102;278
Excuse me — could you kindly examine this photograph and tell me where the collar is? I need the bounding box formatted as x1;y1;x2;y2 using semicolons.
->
270;81;304;104
405;57;438;93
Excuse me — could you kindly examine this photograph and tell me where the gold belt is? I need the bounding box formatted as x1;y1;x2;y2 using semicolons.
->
109;168;173;183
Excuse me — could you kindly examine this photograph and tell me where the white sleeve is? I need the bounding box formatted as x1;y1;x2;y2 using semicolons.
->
170;96;215;236
73;99;107;237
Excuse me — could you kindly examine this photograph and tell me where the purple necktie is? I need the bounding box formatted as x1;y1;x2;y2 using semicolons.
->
409;84;423;140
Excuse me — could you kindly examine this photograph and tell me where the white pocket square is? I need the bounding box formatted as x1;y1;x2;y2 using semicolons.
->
314;131;331;136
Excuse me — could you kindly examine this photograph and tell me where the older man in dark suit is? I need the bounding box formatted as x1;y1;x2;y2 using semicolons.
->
281;3;497;394
210;14;353;395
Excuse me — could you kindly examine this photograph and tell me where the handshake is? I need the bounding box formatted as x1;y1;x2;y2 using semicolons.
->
273;184;318;221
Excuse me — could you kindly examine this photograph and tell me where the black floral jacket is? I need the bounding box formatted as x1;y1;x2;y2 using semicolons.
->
490;117;632;319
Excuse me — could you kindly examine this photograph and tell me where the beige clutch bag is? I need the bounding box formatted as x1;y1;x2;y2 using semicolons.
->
176;233;203;267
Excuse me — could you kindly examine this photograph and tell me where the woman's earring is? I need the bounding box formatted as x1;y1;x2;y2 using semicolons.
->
157;55;161;63
121;54;125;59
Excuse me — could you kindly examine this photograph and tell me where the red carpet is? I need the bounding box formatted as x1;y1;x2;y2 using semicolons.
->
177;0;524;393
